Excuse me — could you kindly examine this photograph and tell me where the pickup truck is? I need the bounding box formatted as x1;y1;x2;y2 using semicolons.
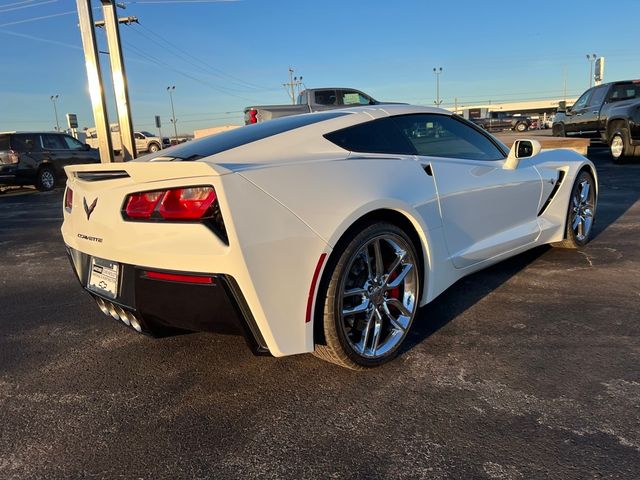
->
244;88;381;124
86;125;170;155
552;80;640;162
470;111;531;132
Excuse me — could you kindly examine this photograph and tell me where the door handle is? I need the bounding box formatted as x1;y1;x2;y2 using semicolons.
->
575;113;583;116
592;111;598;115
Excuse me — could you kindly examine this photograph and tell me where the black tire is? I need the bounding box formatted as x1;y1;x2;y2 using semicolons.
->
515;122;528;133
552;123;566;137
313;222;421;369
36;166;56;192
552;170;597;249
148;142;160;153
609;128;637;164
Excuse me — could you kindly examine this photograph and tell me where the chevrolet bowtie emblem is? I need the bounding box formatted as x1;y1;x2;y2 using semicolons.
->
83;197;98;220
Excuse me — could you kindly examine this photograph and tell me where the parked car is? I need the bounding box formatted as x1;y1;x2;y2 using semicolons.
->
552;80;640;162
471;112;531;132
245;87;390;124
0;131;99;191
85;126;170;155
62;106;597;369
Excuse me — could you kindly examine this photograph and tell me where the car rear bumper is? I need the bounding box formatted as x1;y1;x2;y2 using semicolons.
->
66;245;270;355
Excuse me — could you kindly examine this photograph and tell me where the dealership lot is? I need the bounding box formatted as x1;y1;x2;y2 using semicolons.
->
0;149;638;479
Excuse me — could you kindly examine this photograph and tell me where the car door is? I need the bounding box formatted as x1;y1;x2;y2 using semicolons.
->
41;133;72;177
579;85;608;136
564;89;593;136
134;132;147;152
392;114;542;269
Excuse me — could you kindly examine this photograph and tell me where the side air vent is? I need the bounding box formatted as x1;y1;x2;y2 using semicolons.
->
75;170;130;181
538;170;565;216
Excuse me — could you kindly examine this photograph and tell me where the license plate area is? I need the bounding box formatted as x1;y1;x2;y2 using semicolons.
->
88;257;120;299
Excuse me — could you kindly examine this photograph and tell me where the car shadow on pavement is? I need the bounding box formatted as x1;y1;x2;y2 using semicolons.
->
400;246;549;356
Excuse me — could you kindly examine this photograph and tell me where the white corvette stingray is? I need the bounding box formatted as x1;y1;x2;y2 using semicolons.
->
62;106;597;369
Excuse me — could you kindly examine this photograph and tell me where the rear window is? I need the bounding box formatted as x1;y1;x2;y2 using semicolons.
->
137;111;349;162
0;135;10;151
609;83;640;102
324;117;415;155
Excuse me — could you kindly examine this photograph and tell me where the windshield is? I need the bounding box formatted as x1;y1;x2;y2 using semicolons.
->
135;111;349;162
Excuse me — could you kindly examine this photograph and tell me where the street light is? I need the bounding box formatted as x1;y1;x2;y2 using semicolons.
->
166;85;178;144
433;67;443;107
50;94;60;131
586;54;597;88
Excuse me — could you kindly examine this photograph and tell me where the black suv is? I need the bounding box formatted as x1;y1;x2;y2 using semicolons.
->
0;132;100;191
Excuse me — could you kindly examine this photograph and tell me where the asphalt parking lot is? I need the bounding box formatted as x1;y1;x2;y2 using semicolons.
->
0;148;639;479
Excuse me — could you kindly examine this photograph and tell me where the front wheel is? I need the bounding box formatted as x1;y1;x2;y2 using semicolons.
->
148;143;160;153
313;222;420;369
515;122;528;132
553;170;597;248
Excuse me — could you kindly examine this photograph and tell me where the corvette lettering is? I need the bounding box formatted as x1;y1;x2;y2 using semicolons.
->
77;233;103;243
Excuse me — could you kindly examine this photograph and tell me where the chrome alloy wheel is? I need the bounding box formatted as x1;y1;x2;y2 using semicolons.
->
40;170;55;190
571;178;595;242
610;134;624;159
339;234;418;359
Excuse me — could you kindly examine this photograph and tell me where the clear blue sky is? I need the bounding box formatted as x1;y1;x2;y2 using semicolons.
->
1;0;639;134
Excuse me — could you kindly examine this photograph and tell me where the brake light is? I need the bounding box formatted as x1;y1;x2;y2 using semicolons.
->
64;187;73;212
123;186;217;220
124;190;164;218
248;109;258;124
158;187;216;219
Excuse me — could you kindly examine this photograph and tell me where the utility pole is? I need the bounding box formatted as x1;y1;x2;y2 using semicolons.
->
433;67;443;107
167;86;178;144
282;67;303;104
563;65;567;102
50;95;60;131
586;53;597;88
76;0;114;163
101;0;136;161
454;97;458;114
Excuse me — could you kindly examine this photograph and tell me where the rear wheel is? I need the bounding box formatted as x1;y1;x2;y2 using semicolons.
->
36;166;56;192
515;122;528;132
553;170;596;248
609;128;636;164
313;222;420;369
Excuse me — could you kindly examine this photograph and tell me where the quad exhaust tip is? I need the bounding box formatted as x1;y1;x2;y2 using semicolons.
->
94;297;143;333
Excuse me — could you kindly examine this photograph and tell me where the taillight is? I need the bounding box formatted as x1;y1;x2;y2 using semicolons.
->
64;187;73;212
123;186;217;220
247;109;258;124
124;190;164;218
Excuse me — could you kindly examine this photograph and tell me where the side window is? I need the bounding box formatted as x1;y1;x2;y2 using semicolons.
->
392;114;506;161
134;133;144;140
62;135;85;150
341;90;372;105
323;117;415;155
572;90;592;110
298;92;308;105
608;83;640;102
12;134;42;152
587;86;607;107
42;134;68;150
314;90;337;106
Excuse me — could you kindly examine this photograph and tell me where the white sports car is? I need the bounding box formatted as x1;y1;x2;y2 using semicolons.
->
62;106;597;369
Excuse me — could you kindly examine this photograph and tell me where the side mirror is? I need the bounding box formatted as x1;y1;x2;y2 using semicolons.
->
504;139;541;169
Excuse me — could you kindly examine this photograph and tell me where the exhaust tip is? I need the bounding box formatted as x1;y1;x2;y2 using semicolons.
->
115;306;130;326
96;297;110;316
106;302;120;320
130;315;143;333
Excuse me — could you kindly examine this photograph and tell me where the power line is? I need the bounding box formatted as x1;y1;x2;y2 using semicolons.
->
0;0;57;13
135;22;277;92
0;9;74;27
0;28;82;49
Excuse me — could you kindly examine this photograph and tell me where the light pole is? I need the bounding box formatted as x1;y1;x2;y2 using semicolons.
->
586;54;597;88
167;85;178;144
50;95;60;131
433;67;443;107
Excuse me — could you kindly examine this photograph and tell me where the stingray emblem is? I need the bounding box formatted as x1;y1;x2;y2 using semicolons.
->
83;197;98;220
